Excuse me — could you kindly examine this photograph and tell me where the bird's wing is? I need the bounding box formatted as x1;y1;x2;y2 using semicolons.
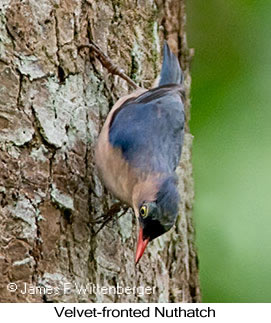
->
109;85;185;173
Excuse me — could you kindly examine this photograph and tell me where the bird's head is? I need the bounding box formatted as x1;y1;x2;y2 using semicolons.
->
135;176;179;264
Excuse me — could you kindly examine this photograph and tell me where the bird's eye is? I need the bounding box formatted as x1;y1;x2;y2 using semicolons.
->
139;205;148;218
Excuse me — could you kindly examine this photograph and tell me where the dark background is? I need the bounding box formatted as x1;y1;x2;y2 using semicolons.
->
187;0;271;302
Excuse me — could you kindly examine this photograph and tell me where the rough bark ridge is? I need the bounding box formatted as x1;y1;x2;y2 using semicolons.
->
0;0;200;302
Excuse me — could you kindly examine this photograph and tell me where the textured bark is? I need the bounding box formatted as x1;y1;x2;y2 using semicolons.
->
0;0;200;302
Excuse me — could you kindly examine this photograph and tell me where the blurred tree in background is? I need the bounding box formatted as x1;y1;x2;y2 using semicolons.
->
187;0;271;302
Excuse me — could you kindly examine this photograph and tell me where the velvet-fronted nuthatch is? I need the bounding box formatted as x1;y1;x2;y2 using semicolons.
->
95;41;185;264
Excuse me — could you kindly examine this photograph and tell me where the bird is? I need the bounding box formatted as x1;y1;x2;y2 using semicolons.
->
95;41;185;264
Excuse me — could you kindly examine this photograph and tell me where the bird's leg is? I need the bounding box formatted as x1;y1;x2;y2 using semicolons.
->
91;202;129;235
78;42;139;89
90;202;123;224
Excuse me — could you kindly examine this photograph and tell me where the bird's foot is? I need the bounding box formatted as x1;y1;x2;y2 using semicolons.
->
78;42;139;89
90;202;123;224
91;202;129;235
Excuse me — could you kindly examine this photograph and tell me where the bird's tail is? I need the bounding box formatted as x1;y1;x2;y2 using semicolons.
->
159;41;183;86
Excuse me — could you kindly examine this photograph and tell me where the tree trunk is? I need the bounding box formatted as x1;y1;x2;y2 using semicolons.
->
0;0;200;302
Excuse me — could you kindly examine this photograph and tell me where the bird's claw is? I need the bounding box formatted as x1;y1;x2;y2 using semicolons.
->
91;202;129;235
78;42;139;89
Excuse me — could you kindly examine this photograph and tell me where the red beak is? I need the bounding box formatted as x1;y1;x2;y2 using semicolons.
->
135;227;149;264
